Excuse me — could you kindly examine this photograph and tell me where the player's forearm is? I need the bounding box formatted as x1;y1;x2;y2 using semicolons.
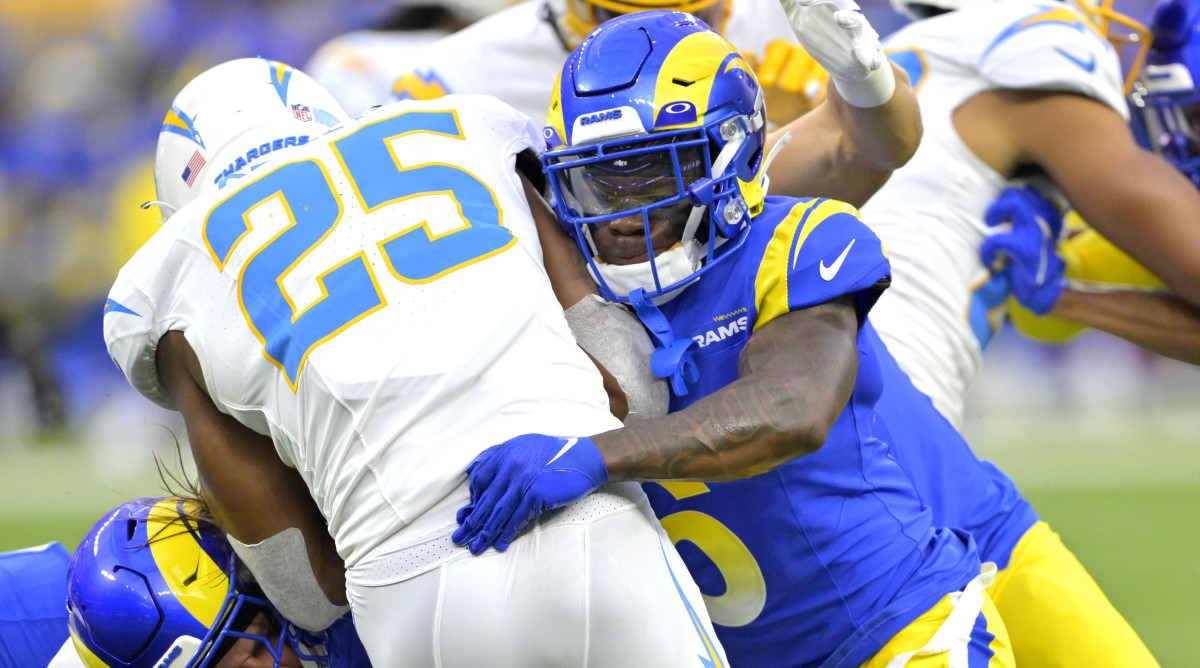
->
1027;102;1200;310
769;63;920;207
524;177;597;309
591;302;858;481
590;374;829;481
1073;180;1200;311
826;62;921;173
1051;288;1200;365
189;427;350;607
157;332;349;607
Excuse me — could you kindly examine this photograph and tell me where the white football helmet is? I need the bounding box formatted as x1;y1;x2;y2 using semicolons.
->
154;57;349;216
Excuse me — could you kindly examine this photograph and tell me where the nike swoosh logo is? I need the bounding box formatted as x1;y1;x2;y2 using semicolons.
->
103;298;140;317
547;438;578;465
1054;46;1096;72
819;239;856;281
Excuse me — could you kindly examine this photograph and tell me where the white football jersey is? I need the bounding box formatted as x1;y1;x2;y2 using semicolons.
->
104;95;621;568
388;0;798;124
862;1;1127;426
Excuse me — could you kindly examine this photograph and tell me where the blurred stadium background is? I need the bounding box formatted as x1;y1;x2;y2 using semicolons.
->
0;0;1196;664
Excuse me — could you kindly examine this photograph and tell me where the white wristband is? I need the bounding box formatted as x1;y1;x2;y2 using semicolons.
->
832;59;895;108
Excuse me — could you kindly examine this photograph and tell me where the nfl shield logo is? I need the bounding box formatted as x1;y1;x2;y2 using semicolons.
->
292;104;313;122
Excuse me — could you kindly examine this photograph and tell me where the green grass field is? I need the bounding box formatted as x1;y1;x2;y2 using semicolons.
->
962;411;1200;667
1020;486;1200;664
3;411;1197;665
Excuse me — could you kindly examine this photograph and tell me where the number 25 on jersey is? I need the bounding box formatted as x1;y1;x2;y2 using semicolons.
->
202;110;516;388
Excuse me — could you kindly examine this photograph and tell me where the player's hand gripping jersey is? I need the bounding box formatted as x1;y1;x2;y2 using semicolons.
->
388;0;798;124
641;195;986;668
860;0;1128;426
103;95;622;571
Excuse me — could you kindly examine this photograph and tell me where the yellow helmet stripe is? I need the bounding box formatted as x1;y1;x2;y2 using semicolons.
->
146;499;228;627
69;627;110;668
652;31;747;130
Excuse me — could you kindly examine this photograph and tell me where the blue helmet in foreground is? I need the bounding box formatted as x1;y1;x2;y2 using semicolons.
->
542;10;767;303
65;498;336;668
1129;0;1200;187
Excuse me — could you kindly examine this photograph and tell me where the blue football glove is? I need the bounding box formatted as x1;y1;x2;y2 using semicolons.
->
453;434;609;555
981;186;1067;316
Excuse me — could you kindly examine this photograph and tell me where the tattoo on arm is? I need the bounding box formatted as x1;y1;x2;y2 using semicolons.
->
593;297;858;481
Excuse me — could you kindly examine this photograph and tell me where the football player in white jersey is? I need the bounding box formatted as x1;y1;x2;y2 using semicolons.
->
837;0;1192;665
105;58;727;667
384;0;923;209
861;0;1200;430
986;0;1200;364
304;0;516;116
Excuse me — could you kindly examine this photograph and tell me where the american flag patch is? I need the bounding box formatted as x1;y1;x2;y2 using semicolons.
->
292;104;313;121
181;150;205;187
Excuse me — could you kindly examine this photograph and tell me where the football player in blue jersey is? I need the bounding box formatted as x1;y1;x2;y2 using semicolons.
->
59;496;370;668
0;542;72;667
454;11;1015;667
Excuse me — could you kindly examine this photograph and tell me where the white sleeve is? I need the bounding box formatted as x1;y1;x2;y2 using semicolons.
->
976;6;1128;119
102;224;192;411
103;269;174;410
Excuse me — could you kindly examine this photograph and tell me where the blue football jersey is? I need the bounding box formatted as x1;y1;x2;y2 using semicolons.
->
0;542;70;668
866;322;1040;571
640;197;981;668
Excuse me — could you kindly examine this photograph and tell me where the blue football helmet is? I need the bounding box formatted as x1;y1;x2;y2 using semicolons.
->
1128;0;1200;188
542;10;767;303
65;498;335;668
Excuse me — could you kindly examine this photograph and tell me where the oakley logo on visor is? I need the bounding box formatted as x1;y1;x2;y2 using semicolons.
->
655;101;697;128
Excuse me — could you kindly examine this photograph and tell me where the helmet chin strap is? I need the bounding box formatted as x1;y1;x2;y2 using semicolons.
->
141;199;178;222
628;287;700;396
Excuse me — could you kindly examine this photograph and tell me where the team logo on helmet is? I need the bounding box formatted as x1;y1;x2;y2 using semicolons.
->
161;105;205;148
580;108;623;125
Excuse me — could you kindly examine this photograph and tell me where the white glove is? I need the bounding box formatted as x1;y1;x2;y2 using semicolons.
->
779;0;896;107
